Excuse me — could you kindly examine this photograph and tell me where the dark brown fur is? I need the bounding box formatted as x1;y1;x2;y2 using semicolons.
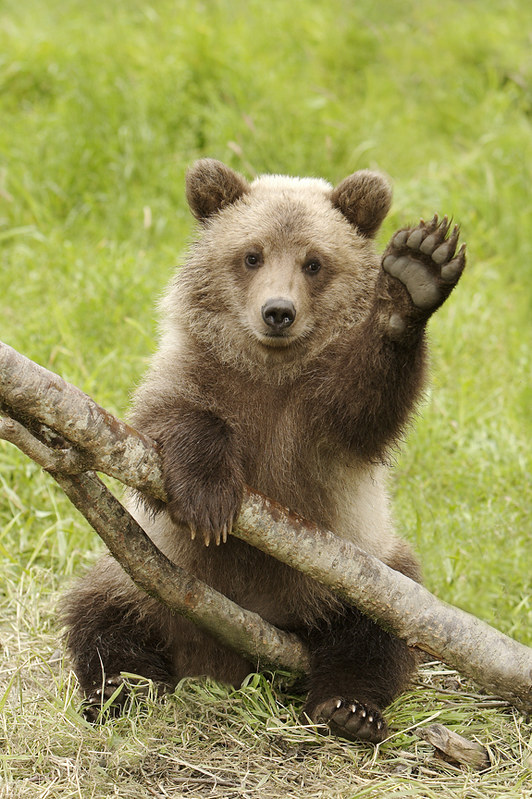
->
62;160;465;742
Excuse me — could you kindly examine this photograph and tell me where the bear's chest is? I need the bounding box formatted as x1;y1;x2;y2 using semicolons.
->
236;399;338;527
202;370;347;526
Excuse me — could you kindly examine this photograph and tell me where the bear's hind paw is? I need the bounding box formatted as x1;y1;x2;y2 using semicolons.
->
306;696;388;744
82;675;128;722
81;674;157;722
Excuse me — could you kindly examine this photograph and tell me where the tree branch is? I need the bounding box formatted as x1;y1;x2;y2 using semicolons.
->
0;397;308;676
1;340;531;714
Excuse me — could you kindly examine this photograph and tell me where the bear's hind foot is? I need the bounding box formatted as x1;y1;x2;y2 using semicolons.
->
305;696;388;744
81;674;164;723
81;675;128;722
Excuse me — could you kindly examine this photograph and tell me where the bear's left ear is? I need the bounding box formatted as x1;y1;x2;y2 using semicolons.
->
186;159;250;222
331;170;392;238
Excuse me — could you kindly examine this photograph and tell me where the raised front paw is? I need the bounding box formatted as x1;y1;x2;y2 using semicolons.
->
381;215;466;330
306;696;388;744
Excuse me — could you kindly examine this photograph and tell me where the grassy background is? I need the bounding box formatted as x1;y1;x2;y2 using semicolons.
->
1;0;531;796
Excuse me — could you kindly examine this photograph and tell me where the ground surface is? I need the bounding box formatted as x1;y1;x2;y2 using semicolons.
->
0;0;531;796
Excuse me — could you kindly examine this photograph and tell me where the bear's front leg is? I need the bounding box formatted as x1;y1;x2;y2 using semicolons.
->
379;215;466;340
160;407;245;546
317;216;465;461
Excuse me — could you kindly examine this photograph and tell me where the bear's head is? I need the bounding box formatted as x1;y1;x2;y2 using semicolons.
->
171;159;392;378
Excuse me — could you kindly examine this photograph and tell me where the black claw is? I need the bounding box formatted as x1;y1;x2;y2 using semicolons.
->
422;213;438;234
448;223;460;249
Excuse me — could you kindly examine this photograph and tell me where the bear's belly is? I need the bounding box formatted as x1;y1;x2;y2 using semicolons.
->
242;427;397;563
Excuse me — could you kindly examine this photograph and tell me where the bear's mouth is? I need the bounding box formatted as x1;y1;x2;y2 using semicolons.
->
256;331;296;349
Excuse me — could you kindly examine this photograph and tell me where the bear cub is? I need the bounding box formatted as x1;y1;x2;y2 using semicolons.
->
62;159;466;743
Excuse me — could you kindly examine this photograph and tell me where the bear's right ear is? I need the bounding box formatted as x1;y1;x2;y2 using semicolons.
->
331;170;392;238
186;159;250;222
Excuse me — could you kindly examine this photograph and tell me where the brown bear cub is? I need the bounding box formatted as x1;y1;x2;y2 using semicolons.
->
62;159;466;743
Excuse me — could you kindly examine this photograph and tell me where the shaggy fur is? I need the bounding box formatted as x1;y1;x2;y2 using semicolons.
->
62;159;465;742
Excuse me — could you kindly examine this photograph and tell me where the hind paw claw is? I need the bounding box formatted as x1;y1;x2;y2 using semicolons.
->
306;696;388;744
82;676;127;722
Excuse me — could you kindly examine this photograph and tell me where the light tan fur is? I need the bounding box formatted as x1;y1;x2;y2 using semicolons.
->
159;173;379;382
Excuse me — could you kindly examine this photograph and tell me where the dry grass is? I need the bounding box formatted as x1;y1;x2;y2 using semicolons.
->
1;568;530;799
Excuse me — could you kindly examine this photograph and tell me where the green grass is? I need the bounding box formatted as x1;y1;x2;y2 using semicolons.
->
1;0;531;795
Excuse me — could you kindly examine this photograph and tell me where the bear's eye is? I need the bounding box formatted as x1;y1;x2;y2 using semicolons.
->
245;252;261;269
303;258;322;275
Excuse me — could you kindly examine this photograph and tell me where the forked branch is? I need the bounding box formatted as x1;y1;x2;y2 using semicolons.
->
1;340;531;713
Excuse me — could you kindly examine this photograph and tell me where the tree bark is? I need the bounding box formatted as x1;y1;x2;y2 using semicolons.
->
1;339;531;714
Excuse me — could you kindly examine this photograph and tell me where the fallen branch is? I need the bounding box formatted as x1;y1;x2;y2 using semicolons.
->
1;340;531;714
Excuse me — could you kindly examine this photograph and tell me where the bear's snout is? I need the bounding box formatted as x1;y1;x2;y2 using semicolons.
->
261;298;296;333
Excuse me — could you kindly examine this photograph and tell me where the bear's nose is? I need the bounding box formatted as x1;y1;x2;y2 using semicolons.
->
261;298;296;332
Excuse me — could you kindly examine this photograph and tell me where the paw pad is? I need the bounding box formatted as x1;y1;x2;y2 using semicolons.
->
382;214;466;318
